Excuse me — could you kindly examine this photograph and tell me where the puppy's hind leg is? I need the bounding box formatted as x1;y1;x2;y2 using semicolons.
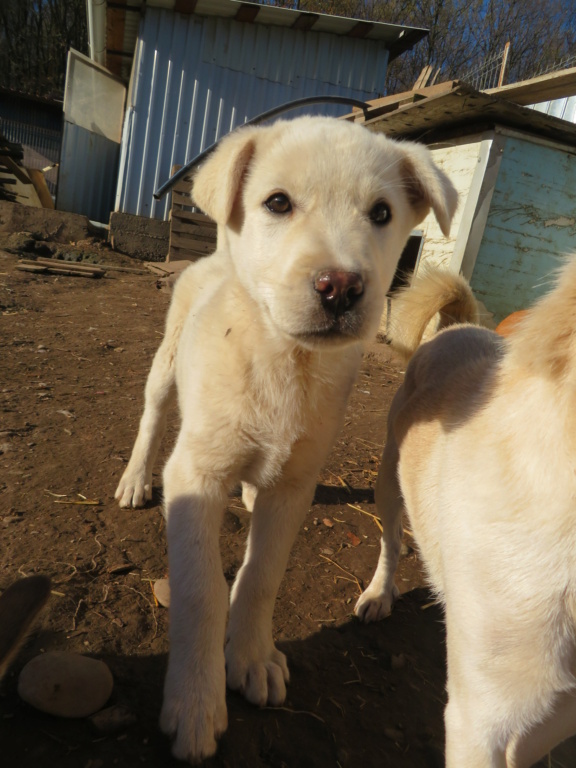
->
507;692;576;768
355;424;402;623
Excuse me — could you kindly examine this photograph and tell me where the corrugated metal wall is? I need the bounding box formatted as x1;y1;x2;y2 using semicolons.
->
58;122;120;224
116;8;390;219
531;95;576;124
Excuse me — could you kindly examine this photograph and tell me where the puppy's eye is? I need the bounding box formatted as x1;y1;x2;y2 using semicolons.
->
264;193;292;214
369;201;391;226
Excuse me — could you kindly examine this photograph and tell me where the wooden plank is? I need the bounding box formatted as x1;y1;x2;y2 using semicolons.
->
362;85;576;148
171;209;215;226
172;191;195;207
20;258;104;274
16;262;105;278
26;169;54;209
170;221;217;240
173;178;195;194
0;155;31;185
345;80;459;122
168;243;206;261
413;65;433;90
485;65;576;106
169;232;216;254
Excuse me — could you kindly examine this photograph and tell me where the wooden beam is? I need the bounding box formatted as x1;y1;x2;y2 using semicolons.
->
347;21;373;39
413;65;433;90
107;7;127;54
291;13;318;31
235;4;260;23
485;66;576;106
174;0;198;14
343;80;459;122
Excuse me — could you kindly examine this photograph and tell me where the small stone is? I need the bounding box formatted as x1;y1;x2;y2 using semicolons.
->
2;516;21;525
18;651;113;718
90;704;136;734
153;578;170;608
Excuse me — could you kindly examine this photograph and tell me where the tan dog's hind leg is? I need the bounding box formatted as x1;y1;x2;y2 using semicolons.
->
159;443;230;763
507;692;576;768
443;636;509;768
355;418;402;622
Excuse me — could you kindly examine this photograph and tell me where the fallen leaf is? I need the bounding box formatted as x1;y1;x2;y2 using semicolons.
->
346;531;361;547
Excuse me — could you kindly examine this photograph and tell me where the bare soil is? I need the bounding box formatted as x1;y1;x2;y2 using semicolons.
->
0;228;567;768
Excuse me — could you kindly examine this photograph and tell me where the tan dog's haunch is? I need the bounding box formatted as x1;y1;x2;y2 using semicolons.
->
115;116;457;763
356;263;576;767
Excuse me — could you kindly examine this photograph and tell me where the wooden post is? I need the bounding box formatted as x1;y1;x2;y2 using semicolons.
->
498;42;511;88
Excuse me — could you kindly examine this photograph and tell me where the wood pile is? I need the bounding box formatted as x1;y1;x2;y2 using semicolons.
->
0;135;26;204
168;166;217;262
0;131;54;208
15;257;151;278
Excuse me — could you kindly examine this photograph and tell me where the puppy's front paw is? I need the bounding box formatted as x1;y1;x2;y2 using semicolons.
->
160;668;228;764
225;641;289;707
114;468;152;509
354;583;399;623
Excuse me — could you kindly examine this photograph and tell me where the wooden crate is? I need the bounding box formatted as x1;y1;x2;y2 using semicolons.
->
168;167;217;262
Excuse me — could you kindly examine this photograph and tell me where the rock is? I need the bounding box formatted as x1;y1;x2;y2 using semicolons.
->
153;578;170;608
6;231;35;253
89;704;136;734
18;651;113;718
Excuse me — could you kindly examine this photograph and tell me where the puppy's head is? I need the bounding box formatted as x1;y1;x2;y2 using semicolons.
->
193;117;457;349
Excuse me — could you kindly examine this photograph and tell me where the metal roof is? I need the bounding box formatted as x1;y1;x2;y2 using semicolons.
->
89;0;427;80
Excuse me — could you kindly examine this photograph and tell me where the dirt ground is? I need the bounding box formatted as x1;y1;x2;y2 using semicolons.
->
0;224;570;768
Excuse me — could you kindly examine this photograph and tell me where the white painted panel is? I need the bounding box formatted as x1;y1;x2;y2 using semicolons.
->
416;138;484;271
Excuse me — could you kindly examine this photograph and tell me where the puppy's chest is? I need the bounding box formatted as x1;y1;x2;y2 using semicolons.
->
239;363;337;482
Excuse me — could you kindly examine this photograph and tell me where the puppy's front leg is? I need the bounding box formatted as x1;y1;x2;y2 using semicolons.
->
115;269;199;509
159;447;229;764
355;432;402;622
225;473;317;707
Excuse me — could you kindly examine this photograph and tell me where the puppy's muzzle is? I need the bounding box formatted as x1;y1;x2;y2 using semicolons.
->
314;271;364;318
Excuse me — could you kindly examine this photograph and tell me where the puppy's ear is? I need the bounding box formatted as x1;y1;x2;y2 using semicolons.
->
192;126;260;224
399;142;458;237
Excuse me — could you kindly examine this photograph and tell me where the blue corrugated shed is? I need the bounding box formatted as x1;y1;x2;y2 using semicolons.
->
115;7;400;219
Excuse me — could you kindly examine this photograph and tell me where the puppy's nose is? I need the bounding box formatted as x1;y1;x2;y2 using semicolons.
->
314;271;364;316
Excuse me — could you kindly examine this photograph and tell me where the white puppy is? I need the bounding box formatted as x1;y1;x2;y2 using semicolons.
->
115;116;457;763
356;263;576;767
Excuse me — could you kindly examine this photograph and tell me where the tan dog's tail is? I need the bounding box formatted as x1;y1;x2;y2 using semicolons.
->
0;576;51;679
387;267;479;362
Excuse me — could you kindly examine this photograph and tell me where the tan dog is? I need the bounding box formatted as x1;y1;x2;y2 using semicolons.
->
356;262;576;767
115;116;457;763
